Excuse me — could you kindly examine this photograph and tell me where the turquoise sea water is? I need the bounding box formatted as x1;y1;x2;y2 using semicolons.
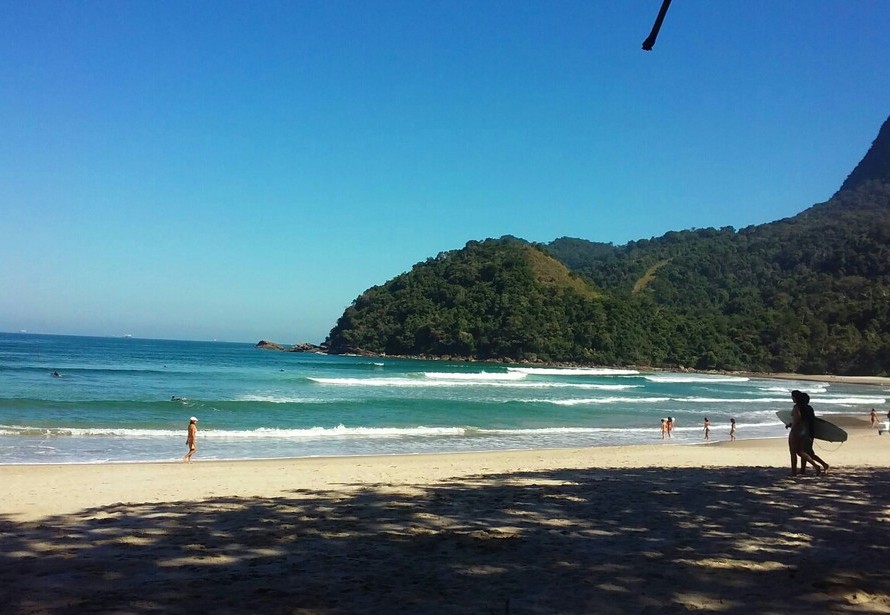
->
0;332;886;464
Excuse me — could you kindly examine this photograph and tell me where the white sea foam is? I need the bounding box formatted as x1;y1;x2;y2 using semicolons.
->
570;384;640;390
544;397;672;406
672;396;791;404
817;396;886;405
308;377;639;390
0;424;467;439
480;382;641;390
760;385;830;394
236;394;329;403
310;377;433;387
0;425;183;437
507;367;640;376
644;374;750;383
424;371;527;381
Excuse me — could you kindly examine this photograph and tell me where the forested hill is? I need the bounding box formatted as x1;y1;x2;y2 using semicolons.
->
325;115;890;375
325;239;627;363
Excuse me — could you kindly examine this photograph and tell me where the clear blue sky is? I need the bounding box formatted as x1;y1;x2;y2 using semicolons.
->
2;1;889;344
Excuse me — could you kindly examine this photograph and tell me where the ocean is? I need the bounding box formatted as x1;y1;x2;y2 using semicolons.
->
0;332;885;464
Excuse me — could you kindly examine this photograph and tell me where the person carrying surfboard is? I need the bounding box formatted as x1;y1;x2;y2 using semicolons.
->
799;393;830;475
788;390;827;476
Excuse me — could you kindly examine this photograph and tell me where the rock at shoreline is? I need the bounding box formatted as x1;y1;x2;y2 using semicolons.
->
255;340;325;353
290;342;325;353
256;340;285;350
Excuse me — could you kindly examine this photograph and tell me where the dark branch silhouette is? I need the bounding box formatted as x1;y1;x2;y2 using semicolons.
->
642;0;673;50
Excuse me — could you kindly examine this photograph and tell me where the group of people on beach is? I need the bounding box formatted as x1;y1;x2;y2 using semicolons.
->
787;389;829;476
663;416;738;441
660;416;675;439
702;417;736;441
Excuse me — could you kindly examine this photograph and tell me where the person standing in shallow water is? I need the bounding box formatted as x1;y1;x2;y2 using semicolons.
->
660;418;667;440
729;418;736;441
183;416;198;463
703;417;710;440
667;417;674;438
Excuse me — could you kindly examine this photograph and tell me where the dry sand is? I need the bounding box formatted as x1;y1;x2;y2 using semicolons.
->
1;415;889;614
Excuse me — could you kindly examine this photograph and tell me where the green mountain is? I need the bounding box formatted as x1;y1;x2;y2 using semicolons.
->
326;237;623;363
325;116;890;375
839;116;890;193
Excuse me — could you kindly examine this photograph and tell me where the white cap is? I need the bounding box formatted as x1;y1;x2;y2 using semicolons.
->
190;416;198;422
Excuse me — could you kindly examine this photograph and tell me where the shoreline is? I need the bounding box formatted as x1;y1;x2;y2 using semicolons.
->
0;414;880;522
2;414;888;613
0;435;790;468
737;371;890;386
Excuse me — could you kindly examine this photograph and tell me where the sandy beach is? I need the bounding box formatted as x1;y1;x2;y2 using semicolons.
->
2;414;889;614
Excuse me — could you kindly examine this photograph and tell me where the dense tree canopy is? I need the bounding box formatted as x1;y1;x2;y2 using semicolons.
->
325;117;890;375
544;181;890;374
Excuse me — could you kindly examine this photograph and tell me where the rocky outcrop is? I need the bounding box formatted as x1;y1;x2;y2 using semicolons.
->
255;340;327;353
256;340;286;350
290;342;326;353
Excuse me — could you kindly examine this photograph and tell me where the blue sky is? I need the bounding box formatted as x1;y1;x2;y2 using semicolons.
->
1;1;889;344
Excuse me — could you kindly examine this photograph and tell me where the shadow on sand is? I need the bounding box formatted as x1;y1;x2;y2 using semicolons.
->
2;466;889;613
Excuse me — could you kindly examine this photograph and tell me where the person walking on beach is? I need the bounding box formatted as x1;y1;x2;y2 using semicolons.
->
183;416;198;463
871;408;878;428
660;418;667;440
703;417;710;440
729;418;736;441
788;390;823;476
799;393;829;475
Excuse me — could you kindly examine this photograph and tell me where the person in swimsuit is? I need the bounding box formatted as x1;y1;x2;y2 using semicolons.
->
729;418;736;441
660;418;667;440
183;416;198;463
703;417;710;440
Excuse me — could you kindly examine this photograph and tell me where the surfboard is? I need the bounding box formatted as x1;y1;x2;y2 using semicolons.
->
776;409;847;442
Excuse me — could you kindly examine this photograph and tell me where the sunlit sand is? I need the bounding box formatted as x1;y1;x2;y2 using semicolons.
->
1;414;888;612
